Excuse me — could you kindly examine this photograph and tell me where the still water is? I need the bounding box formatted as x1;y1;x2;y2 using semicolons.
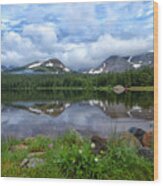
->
1;90;154;140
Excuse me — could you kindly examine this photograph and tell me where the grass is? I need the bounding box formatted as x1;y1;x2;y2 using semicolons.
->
1;131;154;180
128;86;154;91
3;86;154;92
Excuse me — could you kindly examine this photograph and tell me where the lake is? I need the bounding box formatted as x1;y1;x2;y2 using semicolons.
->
1;90;154;140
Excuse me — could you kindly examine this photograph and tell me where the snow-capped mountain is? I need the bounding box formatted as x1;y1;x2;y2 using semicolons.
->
6;58;71;74
2;52;154;74
88;52;154;74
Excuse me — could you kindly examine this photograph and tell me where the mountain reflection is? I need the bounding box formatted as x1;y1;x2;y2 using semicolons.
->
9;98;154;120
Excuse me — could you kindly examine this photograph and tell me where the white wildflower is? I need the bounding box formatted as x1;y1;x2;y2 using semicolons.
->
91;143;96;149
100;150;104;154
79;149;82;154
94;157;98;162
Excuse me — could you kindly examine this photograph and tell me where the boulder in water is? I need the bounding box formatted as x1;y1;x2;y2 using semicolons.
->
113;85;125;94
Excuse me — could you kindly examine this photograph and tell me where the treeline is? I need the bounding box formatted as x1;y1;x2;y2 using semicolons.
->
1;67;154;90
2;90;153;109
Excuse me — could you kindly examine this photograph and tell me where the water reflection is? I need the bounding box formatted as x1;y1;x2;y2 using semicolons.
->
1;90;154;140
11;101;71;117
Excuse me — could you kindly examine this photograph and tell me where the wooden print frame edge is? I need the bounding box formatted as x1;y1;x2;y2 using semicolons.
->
154;1;158;181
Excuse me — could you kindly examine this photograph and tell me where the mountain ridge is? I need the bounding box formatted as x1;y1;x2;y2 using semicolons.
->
5;58;71;74
88;52;154;74
2;52;154;74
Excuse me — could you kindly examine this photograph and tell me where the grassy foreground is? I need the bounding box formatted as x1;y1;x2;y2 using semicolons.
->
1;132;153;180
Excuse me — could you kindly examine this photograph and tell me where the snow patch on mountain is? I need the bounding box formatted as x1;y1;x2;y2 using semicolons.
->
127;56;132;63
64;67;70;72
28;62;43;69
88;63;106;74
45;62;54;67
133;64;141;69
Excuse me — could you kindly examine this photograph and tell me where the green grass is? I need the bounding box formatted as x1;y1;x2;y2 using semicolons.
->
1;131;154;180
128;86;154;91
2;86;153;92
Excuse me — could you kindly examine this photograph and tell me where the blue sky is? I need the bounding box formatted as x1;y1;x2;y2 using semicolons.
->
1;1;154;70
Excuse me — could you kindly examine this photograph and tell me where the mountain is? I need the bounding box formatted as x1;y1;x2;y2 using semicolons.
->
2;52;154;75
6;58;71;74
1;65;8;72
88;52;154;74
1;65;15;72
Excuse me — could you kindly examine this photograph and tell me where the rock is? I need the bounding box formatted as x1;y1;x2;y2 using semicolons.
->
128;127;146;142
27;152;45;158
91;135;107;154
118;132;142;148
113;85;125;94
129;127;154;147
20;157;44;168
24;137;35;144
138;147;153;161
27;158;44;168
20;158;29;168
142;131;153;148
10;144;28;152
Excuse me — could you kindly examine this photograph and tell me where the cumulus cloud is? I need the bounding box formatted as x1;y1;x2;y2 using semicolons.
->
1;1;154;70
58;34;153;70
2;29;152;70
2;31;48;66
22;23;58;52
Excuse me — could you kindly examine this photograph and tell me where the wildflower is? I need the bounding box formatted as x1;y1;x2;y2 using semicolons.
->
94;157;98;162
48;143;53;149
100;150;104;154
79;149;82;154
91;143;96;149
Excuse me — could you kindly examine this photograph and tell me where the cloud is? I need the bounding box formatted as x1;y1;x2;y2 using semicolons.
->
58;34;153;70
1;30;153;70
22;23;58;52
1;1;154;70
2;31;48;66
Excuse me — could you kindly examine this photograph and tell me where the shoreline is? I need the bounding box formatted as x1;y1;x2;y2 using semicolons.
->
1;86;154;92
